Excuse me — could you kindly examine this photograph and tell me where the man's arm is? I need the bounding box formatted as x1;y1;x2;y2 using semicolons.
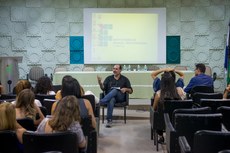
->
151;68;175;79
97;75;104;91
120;87;133;94
151;68;166;79
123;77;133;94
223;85;230;99
184;78;195;93
174;69;184;79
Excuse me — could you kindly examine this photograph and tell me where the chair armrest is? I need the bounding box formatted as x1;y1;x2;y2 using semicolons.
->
95;103;100;118
99;92;104;99
87;129;97;153
150;106;154;125
164;113;176;132
164;113;177;153
178;136;191;153
125;92;129;105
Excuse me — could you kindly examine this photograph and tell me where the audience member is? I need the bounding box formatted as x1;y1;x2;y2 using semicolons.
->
12;80;42;107
36;95;86;149
0;84;4;94
223;84;230;99
0;102;26;144
151;67;184;93
97;64;133;128
15;89;45;126
34;76;55;95
152;71;186;144
55;75;99;103
52;75;96;129
184;63;213;93
153;71;186;110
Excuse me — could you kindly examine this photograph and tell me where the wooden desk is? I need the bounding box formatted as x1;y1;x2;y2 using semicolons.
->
53;71;194;99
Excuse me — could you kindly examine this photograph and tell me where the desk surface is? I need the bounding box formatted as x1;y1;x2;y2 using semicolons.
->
53;71;194;99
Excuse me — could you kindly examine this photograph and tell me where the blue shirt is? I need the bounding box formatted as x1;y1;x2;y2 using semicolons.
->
184;73;213;93
153;77;184;92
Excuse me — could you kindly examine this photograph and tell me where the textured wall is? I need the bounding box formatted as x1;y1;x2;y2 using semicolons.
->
0;0;229;92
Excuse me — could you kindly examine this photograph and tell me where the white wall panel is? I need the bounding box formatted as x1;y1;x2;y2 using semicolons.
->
12;36;26;50
27;37;41;50
152;0;165;7
166;0;180;7
41;23;55;36
27;22;41;36
41;8;55;22
11;7;26;21
55;36;69;50
167;22;181;35
180;7;195;21
69;22;83;36
0;21;11;36
26;0;41;7
195;21;209;35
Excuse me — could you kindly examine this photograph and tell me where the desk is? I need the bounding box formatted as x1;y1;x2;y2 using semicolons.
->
53;71;194;99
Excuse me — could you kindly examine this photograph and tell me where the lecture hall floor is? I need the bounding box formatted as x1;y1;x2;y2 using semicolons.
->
98;99;166;153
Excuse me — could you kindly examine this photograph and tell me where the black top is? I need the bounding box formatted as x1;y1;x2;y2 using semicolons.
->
103;74;132;94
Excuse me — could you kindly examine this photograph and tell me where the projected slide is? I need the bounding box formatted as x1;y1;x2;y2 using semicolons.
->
84;8;166;64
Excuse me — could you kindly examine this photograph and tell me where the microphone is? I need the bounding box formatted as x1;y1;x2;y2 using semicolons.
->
7;80;12;93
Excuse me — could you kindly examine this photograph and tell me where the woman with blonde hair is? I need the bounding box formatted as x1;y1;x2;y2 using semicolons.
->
15;89;44;126
0;102;26;143
37;95;86;149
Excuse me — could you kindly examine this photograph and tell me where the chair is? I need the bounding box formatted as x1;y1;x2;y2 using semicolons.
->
17;118;36;131
200;99;230;113
163;100;193;122
52;85;62;93
83;66;95;71
189;85;214;99
81;94;100;136
217;106;230;131
39;106;48;117
150;106;165;151
192;92;223;106
81;116;97;153
219;150;230;153
27;66;45;83
192;92;223;105
43;99;57;115
205;65;212;76
23;131;79;153
0;93;16;100
35;94;56;106
150;99;193;151
171;106;212;126
0;130;21;153
81;95;96;116
179;130;230;153
164;107;212;153
100;92;129;124
54;66;67;73
174;66;187;70
148;65;160;71
164;113;222;153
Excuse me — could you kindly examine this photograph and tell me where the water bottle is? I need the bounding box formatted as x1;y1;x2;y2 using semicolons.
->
123;65;127;71
128;65;131;71
144;65;147;71
137;65;140;71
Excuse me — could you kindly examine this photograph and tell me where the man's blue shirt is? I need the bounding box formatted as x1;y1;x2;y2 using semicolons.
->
184;73;213;93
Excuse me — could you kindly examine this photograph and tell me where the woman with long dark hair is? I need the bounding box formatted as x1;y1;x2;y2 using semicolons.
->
152;70;186;143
